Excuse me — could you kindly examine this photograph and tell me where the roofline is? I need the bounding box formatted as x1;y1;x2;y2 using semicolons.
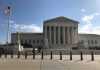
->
78;33;100;36
44;16;79;23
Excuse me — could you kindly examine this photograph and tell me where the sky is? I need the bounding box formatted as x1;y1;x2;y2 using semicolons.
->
0;0;100;44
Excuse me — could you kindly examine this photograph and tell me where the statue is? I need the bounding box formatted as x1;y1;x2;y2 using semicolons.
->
17;32;23;51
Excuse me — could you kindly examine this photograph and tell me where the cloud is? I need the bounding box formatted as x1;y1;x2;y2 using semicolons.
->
81;9;86;12
79;23;93;34
6;20;14;24
79;23;92;33
94;12;100;16
1;20;14;27
81;15;94;23
1;20;43;33
81;12;100;23
11;23;43;33
79;12;100;35
8;20;14;23
79;23;100;35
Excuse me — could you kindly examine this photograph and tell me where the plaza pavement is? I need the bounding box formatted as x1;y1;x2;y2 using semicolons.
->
0;55;100;70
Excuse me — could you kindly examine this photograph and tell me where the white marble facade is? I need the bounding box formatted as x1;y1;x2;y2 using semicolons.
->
11;16;100;49
43;16;79;48
78;34;100;48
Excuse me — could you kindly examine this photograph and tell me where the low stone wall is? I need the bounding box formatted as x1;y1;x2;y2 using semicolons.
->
0;45;14;54
0;45;100;55
13;49;100;55
40;49;100;55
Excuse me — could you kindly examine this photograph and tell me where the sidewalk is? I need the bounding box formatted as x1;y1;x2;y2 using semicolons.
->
0;55;100;70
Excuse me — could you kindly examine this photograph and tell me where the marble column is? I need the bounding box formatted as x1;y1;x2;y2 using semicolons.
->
63;26;65;44
67;27;70;44
58;26;61;45
54;26;56;45
75;27;78;44
72;27;75;44
49;26;51;44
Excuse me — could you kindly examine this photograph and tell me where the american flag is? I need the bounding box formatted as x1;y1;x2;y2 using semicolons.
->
5;6;11;14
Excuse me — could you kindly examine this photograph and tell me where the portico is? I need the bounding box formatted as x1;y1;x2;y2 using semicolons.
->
44;16;79;48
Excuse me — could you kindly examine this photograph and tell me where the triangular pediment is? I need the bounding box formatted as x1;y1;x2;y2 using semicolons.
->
44;16;79;23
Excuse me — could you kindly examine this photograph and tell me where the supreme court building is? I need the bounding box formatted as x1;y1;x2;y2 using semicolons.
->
11;16;100;49
43;16;78;48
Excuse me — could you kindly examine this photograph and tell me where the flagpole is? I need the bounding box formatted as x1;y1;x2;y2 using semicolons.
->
6;11;10;45
6;1;11;45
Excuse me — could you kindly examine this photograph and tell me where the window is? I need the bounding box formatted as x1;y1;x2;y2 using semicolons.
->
41;40;43;43
88;40;90;44
92;40;93;44
95;40;97;44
